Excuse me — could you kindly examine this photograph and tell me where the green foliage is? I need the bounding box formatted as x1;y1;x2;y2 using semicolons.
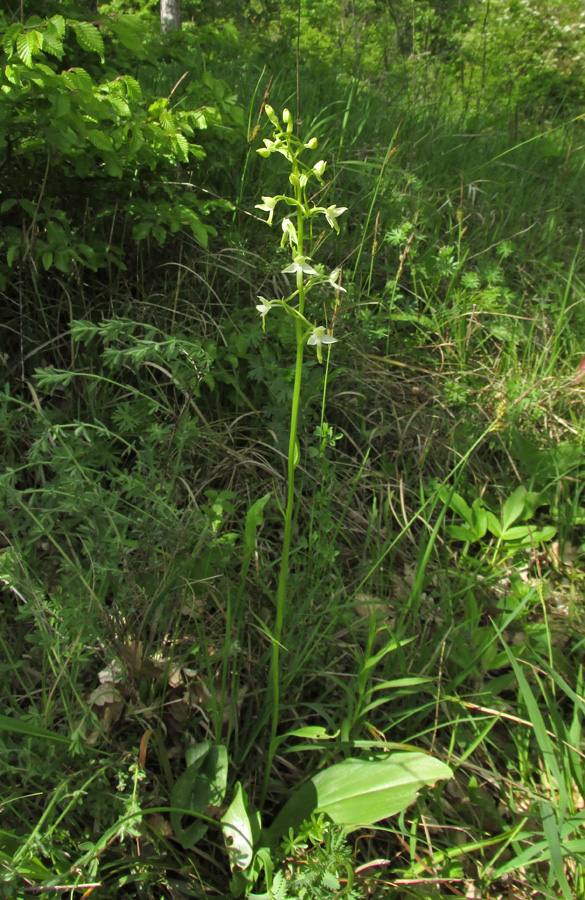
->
0;6;239;300
3;1;585;898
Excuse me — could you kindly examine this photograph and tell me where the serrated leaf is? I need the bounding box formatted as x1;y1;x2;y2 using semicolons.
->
108;17;145;56
41;29;64;59
74;21;104;60
159;110;175;133
2;24;22;59
16;31;42;67
104;155;124;178
49;15;66;38
122;75;142;102
42;251;54;270
174;132;189;161
86;129;113;152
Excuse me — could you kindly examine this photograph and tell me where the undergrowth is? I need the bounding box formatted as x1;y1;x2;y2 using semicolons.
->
2;2;585;898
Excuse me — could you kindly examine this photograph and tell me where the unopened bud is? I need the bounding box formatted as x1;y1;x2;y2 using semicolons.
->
264;105;280;129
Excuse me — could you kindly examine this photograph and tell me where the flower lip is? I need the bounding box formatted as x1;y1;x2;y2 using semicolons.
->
255;196;278;225
307;325;339;363
324;205;348;231
326;268;347;292
281;255;320;277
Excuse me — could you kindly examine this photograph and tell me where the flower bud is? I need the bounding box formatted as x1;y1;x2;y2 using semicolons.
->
264;105;280;129
282;108;293;133
312;160;327;181
305;137;318;149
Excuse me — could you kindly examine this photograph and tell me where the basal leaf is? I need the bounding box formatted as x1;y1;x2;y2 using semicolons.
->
170;742;228;849
221;782;260;871
268;752;452;841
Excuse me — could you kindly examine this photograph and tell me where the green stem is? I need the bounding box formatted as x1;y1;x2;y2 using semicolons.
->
262;174;305;804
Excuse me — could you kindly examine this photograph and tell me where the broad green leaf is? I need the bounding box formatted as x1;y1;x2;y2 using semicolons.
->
73;21;104;61
447;490;473;526
7;244;20;267
285;726;339;740
54;249;71;273
170;742;228;849
486;510;503;538
132;220;152;241
221;782;260;871
189;217;209;248
470;498;488;538
448;524;479;542
499;525;531;541
502;486;527;531
268;752;452;841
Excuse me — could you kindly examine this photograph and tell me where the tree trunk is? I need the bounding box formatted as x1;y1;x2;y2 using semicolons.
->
161;0;181;34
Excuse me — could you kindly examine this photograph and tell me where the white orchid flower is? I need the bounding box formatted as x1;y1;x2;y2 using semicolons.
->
307;326;339;364
280;217;298;248
281;255;320;277
326;268;347;292
324;204;348;232
256;297;273;331
255;195;278;226
312;160;326;180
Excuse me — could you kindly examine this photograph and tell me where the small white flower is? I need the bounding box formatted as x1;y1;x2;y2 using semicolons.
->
307;326;339;363
256;297;273;331
324;205;348;232
282;255;320;277
326;268;347;292
281;217;298;248
255;196;278;226
313;160;327;179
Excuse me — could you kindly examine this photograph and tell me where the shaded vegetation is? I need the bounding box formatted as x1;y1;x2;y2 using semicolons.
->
2;1;585;898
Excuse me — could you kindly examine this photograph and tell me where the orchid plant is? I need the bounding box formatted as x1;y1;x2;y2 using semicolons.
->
254;105;347;798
